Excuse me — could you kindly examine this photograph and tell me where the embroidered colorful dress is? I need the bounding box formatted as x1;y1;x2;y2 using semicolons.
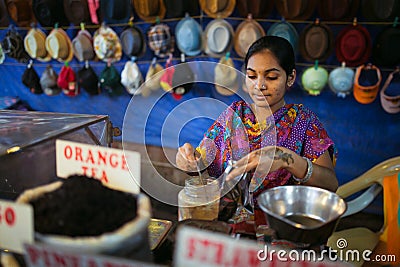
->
197;100;337;224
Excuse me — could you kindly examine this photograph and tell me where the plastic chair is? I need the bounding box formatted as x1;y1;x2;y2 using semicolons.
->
327;156;400;267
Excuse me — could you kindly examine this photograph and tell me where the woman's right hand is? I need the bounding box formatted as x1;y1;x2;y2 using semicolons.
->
176;143;200;172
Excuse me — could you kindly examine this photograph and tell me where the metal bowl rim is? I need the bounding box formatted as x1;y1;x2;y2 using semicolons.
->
257;185;347;230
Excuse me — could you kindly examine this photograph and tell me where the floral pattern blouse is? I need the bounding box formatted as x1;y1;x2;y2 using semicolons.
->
197;100;337;205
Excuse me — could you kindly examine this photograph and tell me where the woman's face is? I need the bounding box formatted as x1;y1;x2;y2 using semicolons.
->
245;49;295;112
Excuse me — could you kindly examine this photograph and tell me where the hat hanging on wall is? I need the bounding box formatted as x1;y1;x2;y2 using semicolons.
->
93;24;122;63
121;60;144;95
199;0;236;19
301;61;328;96
234;14;265;58
45;26;74;62
353;63;382;104
171;60;195;100
160;55;174;92
63;0;91;25
2;26;30;63
77;63;100;95
99;63;124;96
100;0;131;24
274;0;316;20
133;0;166;22
147;23;174;58
24;26;51;62
214;54;239;96
32;0;69;27
6;0;36;27
22;61;43;94
164;0;199;18
328;62;355;98
58;63;79;96
317;0;360;21
204;18;234;57
236;0;274;19
120;19;146;59
141;57;164;96
175;13;203;56
40;65;61;96
335;20;372;67
362;0;400;21
72;25;95;62
0;0;10;27
380;67;400;114
372;23;400;67
267;20;299;55
299;19;333;63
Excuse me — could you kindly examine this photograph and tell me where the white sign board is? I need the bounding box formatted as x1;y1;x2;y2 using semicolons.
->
24;243;162;267
56;140;140;194
0;200;33;254
174;226;349;267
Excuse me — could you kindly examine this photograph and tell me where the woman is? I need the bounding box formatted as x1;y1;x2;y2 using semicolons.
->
176;36;338;225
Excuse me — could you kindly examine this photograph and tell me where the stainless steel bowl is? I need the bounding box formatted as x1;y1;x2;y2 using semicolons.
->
257;185;347;245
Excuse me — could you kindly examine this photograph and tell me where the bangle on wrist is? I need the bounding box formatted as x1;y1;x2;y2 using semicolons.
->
292;157;313;184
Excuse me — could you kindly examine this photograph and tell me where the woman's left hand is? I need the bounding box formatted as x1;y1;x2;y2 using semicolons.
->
226;146;296;181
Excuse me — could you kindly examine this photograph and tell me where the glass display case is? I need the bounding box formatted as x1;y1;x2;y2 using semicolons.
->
0;110;114;200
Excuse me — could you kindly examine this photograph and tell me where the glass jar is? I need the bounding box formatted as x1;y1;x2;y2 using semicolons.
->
178;177;220;221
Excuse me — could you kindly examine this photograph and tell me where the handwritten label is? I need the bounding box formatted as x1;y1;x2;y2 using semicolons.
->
0;200;33;254
24;243;162;267
56;140;140;194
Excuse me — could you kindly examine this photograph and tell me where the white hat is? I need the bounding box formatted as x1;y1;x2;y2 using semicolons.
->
121;61;144;95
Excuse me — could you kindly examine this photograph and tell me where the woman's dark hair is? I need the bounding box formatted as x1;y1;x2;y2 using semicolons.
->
244;36;295;76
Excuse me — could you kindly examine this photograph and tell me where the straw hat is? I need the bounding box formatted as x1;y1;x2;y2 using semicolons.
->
133;0;166;22
140;60;164;96
45;27;74;62
274;0;316;20
234;14;265;58
24;27;51;62
214;56;238;96
236;0;274;19
199;0;236;18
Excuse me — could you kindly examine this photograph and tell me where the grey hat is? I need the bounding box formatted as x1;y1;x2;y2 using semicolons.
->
72;29;95;62
40;65;61;96
120;25;146;58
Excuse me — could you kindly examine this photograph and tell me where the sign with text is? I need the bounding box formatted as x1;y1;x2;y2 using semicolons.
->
0;200;33;254
24;243;162;267
56;140;140;194
174;226;349;267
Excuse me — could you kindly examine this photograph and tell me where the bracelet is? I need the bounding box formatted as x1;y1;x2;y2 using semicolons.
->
292;157;313;184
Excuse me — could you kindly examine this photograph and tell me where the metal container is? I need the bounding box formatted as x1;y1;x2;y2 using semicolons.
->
257;185;347;246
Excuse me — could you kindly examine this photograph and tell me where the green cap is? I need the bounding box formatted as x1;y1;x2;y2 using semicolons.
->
301;66;329;96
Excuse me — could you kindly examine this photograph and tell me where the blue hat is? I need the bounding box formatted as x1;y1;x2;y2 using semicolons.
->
204;19;234;58
328;63;355;98
267;21;299;54
175;14;202;56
